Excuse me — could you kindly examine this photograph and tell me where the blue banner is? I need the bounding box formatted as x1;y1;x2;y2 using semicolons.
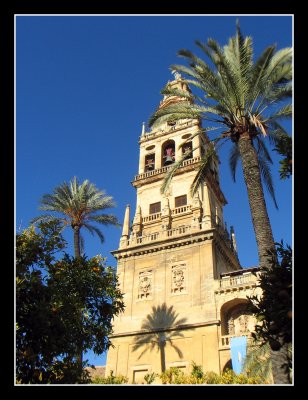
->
230;336;247;374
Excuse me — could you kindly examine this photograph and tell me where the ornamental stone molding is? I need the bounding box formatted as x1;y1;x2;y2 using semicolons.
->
138;270;153;300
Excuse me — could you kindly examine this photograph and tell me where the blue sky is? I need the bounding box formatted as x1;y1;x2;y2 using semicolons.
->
16;15;292;367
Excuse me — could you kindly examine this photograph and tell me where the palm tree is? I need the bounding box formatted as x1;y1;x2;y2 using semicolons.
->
149;23;291;383
31;177;120;257
132;303;187;373
31;177;120;369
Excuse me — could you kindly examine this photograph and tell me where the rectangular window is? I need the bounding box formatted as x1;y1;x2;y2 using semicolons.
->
133;369;148;384
175;195;187;208
149;202;161;214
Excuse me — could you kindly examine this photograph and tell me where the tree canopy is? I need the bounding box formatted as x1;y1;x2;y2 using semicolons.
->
16;221;124;384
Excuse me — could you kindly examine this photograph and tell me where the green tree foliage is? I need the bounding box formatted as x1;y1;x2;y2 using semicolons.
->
31;177;120;258
91;370;128;384
248;241;292;383
273;134;292;179
159;365;267;384
16;222;124;384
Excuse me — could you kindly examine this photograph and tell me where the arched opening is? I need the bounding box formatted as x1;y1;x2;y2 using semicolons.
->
223;359;233;372
145;153;155;172
182;141;193;160
220;298;254;336
162;140;175;166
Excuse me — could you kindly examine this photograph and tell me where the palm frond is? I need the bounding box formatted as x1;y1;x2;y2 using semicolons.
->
88;214;120;227
190;139;226;196
255;137;273;164
160;86;194;101
258;155;278;209
263;103;292;123
149;102;201;128
248;45;276;111
267;121;290;146
229;144;240;182
83;223;105;244
30;214;67;228
160;157;188;194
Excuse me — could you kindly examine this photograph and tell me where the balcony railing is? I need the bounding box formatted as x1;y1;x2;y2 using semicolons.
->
220;333;252;348
218;272;258;289
167;225;192;237
135;225;193;245
142;212;162;223
171;205;192;215
134;156;201;181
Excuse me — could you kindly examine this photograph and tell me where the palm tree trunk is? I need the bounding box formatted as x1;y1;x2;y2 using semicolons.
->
238;132;290;384
73;226;81;258
237;132;275;269
270;341;291;384
73;225;83;371
160;342;166;373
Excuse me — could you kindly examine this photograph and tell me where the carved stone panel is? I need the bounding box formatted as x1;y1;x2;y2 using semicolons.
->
171;264;186;294
227;308;254;335
138;270;153;300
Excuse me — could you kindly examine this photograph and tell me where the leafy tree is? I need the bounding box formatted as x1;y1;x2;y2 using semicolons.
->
149;23;291;383
273;134;292;179
248;241;292;383
132;303;187;372
31;177;120;258
16;222;125;384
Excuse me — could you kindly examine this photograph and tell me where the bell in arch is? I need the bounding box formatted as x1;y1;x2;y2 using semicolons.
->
164;147;175;165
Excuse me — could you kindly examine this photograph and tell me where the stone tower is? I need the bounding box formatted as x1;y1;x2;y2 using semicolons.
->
105;76;261;383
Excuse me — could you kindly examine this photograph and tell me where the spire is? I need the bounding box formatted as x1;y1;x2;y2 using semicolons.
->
230;225;237;253
121;204;130;237
158;73;192;111
133;205;142;225
171;69;182;80
141;122;146;136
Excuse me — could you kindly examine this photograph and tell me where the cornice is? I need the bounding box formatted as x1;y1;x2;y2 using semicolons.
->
109;319;221;338
111;229;215;259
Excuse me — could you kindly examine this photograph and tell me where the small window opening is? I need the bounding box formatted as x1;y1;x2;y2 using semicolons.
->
175;195;187;208
149;202;161;214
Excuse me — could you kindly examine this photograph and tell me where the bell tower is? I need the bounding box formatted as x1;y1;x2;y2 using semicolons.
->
105;75;243;383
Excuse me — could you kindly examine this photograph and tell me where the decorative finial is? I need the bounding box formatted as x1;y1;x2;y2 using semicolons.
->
171;69;182;80
141;122;145;135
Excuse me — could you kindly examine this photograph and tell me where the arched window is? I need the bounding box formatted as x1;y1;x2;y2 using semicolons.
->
145;153;155;172
182;141;193;160
162;140;175;166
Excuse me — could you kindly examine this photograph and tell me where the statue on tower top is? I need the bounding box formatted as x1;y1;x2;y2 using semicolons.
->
171;69;182;80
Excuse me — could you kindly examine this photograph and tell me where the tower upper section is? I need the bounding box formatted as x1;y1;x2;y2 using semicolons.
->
114;75;238;268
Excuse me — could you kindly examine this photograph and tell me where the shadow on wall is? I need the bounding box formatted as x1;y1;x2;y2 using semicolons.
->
132;303;188;373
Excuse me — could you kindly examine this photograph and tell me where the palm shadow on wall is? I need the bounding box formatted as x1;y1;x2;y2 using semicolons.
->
132;303;188;373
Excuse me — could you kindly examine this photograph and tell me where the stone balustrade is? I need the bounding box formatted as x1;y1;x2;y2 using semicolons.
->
142;212;162;223
218;271;259;290
171;205;192;215
220;333;252;348
134;156;201;181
